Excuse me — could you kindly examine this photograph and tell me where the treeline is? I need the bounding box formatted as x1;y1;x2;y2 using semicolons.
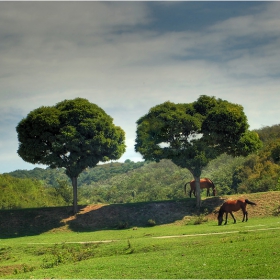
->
7;160;145;186
1;160;147;209
2;124;280;209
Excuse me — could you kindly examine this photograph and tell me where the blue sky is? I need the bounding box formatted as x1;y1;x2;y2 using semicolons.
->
1;1;280;173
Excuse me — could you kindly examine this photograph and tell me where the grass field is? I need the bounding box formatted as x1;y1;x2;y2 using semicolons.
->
1;192;280;278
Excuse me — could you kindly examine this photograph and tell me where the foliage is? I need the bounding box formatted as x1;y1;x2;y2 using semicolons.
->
78;159;191;205
135;95;262;207
147;219;156;226
254;124;280;143
135;96;261;174
267;139;280;164
201;153;247;195
233;155;280;194
0;174;66;209
3;123;280;208
16;97;126;213
7;167;68;186
229;128;280;193
7;160;146;186
203;140;280;195
54;180;73;205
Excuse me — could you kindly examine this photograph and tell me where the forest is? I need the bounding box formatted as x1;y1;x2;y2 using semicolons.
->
1;124;280;210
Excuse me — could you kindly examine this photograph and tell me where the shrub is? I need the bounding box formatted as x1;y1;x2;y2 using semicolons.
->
147;219;156;226
116;221;129;229
193;214;208;225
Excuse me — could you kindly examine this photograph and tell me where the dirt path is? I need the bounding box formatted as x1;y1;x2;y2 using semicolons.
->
27;225;280;245
153;226;280;239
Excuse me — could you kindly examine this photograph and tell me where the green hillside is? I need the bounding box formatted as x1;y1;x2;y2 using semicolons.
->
2;124;280;210
1;191;279;239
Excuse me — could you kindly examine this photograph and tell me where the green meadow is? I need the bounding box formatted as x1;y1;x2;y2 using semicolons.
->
1;216;280;279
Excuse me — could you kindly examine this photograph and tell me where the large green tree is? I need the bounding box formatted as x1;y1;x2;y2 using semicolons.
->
16;98;126;213
135;95;262;207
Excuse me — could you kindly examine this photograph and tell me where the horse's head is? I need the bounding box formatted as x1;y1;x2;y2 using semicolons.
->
217;208;223;225
218;216;223;226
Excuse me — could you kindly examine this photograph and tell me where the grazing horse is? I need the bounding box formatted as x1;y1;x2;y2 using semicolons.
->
218;199;257;225
184;178;216;198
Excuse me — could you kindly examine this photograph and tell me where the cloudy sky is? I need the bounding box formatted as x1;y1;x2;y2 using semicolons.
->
1;1;280;173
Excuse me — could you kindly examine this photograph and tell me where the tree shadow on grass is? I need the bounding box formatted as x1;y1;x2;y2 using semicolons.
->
0;197;225;238
0;206;73;239
67;197;225;232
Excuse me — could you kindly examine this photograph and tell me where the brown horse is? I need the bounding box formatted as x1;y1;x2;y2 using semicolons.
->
218;199;257;225
184;178;216;198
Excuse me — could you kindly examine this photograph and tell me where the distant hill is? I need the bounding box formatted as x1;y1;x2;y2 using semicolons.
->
254;124;280;143
5;160;146;186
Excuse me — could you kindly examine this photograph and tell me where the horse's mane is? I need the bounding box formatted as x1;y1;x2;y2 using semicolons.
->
207;178;216;189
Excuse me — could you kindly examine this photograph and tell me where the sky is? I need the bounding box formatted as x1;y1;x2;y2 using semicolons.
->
1;1;280;173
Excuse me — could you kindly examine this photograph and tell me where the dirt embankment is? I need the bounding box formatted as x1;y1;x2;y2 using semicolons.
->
1;192;279;238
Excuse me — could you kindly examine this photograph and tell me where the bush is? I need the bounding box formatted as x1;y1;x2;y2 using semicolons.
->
116;221;129;229
193;214;208;225
147;219;156;226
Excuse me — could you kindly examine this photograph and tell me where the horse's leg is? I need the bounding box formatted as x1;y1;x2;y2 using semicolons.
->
242;211;248;222
224;213;228;225
206;188;210;197
241;206;248;222
190;190;195;197
229;212;236;224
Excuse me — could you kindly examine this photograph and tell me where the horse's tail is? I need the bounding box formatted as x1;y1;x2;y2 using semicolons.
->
184;182;191;194
245;199;257;206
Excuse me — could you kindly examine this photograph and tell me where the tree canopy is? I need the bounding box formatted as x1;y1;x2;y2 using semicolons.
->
135;95;262;207
16;97;126;213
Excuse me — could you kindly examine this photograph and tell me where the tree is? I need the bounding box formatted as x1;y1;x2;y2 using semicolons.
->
16;98;126;213
135;95;262;208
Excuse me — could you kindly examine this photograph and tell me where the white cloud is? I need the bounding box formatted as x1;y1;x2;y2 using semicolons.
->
1;2;280;173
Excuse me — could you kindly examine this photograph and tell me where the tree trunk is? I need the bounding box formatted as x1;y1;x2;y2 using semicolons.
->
71;177;78;214
194;176;201;209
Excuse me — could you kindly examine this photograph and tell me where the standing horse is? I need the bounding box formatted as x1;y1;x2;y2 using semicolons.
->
184;178;216;198
217;199;257;225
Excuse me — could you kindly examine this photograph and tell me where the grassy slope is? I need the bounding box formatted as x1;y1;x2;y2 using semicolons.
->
4;226;280;279
0;192;280;278
1;192;279;238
